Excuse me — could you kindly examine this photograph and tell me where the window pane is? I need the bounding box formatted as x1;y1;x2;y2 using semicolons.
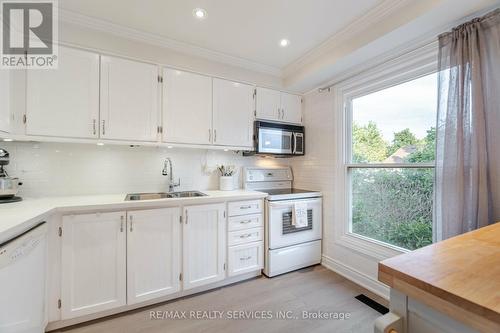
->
351;168;433;250
351;73;437;163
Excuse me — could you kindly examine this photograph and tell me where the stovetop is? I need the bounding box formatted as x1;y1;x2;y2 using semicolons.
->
260;188;318;196
260;188;321;201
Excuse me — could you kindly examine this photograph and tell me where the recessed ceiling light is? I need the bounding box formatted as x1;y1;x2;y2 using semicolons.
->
193;8;207;19
167;146;173;149
97;142;104;146
279;39;290;47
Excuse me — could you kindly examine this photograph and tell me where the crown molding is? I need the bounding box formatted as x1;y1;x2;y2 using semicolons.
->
58;8;282;77
282;0;415;77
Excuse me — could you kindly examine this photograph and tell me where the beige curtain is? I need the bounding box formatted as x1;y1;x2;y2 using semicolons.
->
435;9;500;240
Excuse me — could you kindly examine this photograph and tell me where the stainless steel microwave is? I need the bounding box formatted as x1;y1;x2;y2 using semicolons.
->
254;121;304;156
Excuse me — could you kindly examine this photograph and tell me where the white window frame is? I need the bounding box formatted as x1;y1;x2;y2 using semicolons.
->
331;42;438;260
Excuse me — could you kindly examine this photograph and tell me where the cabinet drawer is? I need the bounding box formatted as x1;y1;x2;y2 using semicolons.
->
228;241;263;276
228;227;263;246
228;200;262;216
228;214;263;231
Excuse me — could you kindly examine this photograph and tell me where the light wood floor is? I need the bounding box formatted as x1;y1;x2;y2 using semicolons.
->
58;265;387;333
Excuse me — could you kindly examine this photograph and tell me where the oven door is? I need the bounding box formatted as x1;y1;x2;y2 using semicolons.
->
267;198;322;250
258;128;293;154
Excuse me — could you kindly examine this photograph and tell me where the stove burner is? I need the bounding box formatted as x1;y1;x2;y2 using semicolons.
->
0;196;22;204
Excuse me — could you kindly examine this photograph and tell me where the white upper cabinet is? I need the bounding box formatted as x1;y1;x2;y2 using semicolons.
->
0;68;10;133
127;208;181;305
255;87;281;121
61;212;126;319
212;78;254;147
256;87;302;124
183;203;226;290
280;92;302;124
26;46;99;138
100;56;159;141
163;69;212;145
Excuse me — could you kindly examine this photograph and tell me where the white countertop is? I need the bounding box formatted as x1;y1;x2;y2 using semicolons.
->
0;190;267;244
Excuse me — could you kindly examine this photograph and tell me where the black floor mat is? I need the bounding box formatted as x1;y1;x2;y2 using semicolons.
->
355;294;389;314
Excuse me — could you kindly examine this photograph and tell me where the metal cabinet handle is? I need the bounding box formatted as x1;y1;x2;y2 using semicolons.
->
93;119;96;135
240;256;252;261
120;216;124;232
240;205;252;210
282;108;285;119
102;120;106;135
129;215;133;232
239;233;252;238
208;129;212;142
214;129;217;142
240;219;252;224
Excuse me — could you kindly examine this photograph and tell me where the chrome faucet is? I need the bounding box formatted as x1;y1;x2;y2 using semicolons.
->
162;157;180;192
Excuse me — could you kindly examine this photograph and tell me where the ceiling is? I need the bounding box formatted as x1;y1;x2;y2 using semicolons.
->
59;0;500;92
58;0;381;71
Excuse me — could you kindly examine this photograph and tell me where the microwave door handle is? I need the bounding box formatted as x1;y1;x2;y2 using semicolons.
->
292;133;297;154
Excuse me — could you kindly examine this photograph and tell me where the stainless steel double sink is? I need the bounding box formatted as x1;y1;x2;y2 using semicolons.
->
125;191;207;201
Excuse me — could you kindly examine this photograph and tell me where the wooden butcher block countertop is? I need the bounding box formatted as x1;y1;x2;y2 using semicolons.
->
379;223;500;333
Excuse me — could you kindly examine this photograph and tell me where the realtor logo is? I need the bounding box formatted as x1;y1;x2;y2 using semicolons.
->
1;0;58;68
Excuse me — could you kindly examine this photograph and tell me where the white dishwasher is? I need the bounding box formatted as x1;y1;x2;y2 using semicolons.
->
0;222;48;333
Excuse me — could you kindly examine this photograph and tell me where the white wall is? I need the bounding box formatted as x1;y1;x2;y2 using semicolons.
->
290;90;389;299
1;142;285;198
59;22;283;90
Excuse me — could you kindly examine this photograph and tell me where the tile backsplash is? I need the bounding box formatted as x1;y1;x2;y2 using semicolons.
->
1;142;284;198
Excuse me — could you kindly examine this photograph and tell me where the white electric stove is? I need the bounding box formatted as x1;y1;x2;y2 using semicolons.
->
243;167;322;277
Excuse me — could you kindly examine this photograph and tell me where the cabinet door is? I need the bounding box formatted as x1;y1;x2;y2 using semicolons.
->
255;87;280;122
0;68;10;133
61;212;126;319
183;203;226;290
280;92;302;124
127;208;181;305
228;242;264;277
100;56;159;141
213;78;254;147
163;69;212;144
26;46;99;138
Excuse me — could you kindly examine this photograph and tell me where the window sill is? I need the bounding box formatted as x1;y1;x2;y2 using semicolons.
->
337;232;408;261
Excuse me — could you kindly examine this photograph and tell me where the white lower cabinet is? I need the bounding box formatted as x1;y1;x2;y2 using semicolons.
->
227;200;264;277
126;208;181;305
61;212;127;319
58;201;263;323
228;242;264;277
183;203;226;290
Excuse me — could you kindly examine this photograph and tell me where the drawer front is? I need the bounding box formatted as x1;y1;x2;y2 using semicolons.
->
228;200;262;216
228;241;263;276
228;227;263;246
228;214;263;231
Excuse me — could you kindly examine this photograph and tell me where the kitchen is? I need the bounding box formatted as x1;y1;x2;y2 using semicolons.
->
1;1;500;333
